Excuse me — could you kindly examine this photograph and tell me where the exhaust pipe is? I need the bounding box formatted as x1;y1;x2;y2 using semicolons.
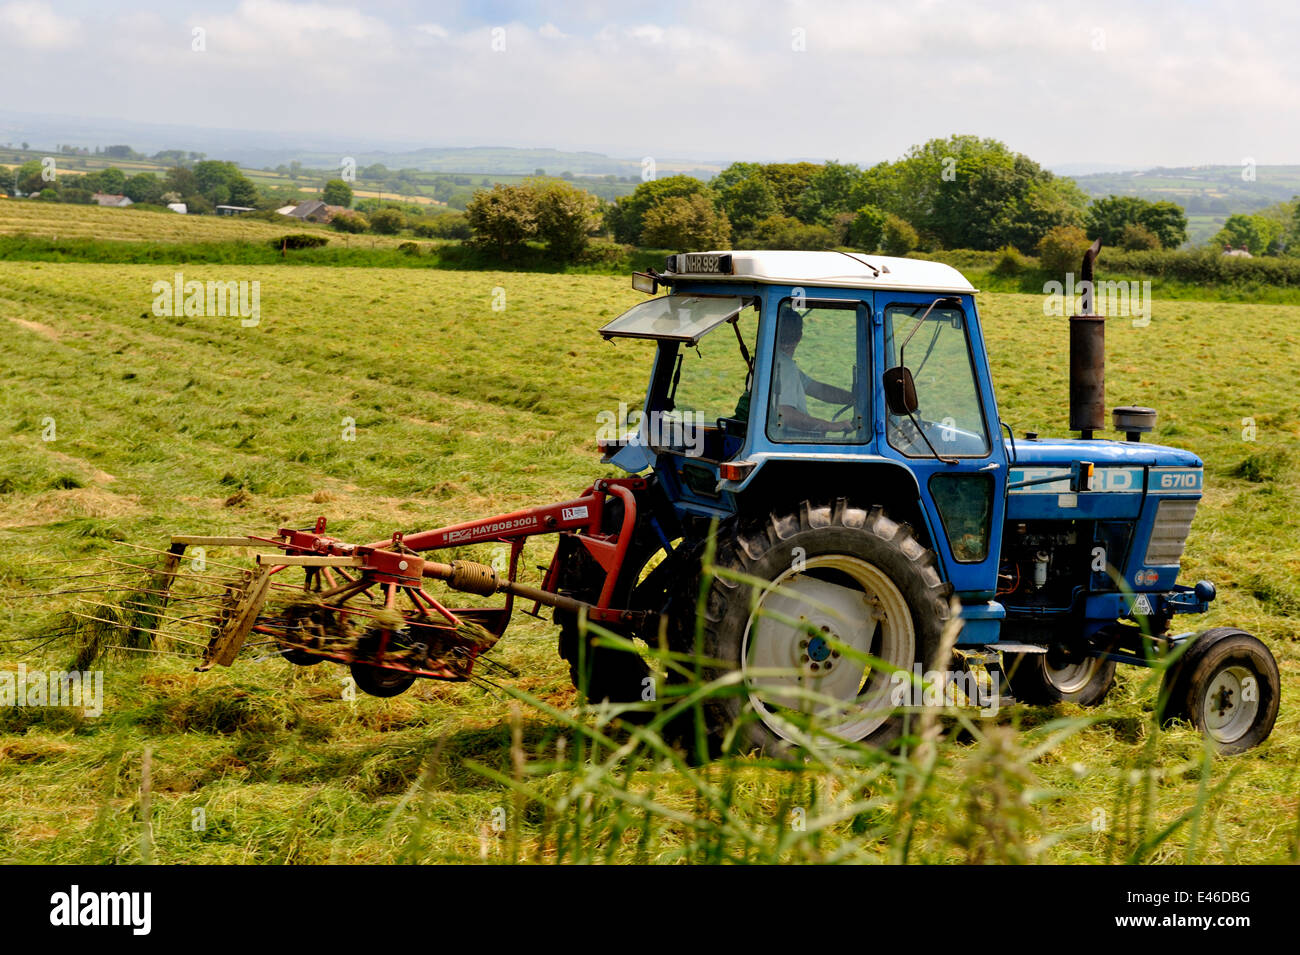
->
1069;238;1105;439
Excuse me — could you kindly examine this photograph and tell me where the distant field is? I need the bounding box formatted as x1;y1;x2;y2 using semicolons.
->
0;200;415;249
0;259;1296;863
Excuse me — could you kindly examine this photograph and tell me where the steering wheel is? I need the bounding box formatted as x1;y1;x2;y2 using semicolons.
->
831;403;854;422
888;414;926;451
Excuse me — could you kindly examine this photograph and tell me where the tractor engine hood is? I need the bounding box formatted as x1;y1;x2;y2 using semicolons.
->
1007;437;1202;470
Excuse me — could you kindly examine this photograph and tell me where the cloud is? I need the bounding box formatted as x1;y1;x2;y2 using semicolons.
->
1;0;1298;168
0;1;82;50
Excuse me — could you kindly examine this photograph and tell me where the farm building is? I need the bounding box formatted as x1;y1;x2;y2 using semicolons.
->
215;204;255;216
280;199;347;223
91;193;133;207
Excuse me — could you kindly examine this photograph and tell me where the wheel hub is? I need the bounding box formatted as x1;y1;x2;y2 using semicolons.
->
743;558;915;743
1202;665;1258;742
797;623;840;674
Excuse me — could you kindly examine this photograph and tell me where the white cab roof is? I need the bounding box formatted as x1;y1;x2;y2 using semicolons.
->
668;250;976;294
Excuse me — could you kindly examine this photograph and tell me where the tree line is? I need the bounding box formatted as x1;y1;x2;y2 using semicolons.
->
463;135;1223;264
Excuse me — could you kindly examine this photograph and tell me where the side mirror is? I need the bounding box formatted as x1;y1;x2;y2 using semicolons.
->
883;366;919;416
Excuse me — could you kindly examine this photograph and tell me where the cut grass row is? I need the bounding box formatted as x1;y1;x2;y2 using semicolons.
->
0;263;1296;863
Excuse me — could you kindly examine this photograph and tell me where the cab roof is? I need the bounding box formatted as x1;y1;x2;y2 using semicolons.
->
663;250;976;294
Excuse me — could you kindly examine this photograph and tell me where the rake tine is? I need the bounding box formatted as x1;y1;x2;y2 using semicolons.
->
21;568;152;583
9;585;229;601
77;602;216;643
102;645;194;658
67;610;204;645
109;539;260;570
111;599;221;630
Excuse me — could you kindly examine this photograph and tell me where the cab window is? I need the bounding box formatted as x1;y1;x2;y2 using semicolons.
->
766;300;867;444
883;303;990;457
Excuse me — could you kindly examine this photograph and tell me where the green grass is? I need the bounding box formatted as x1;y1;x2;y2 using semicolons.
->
0;264;1297;863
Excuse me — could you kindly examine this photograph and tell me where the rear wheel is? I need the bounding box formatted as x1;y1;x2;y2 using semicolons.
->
1162;627;1279;754
672;499;952;756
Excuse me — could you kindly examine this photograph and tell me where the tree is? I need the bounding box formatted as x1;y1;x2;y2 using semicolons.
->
13;159;43;194
1214;214;1282;255
369;207;406;234
795;161;864;225
1086;195;1187;249
466;183;538;257
164;166;200;197
96;166;127;195
747;214;835;250
190;160;258;207
531;179;601;260
1118;222;1160;251
321;179;354;207
846;204;888;250
1036;224;1091;275
861;136;1087;252
639;194;731;249
757;162;821;218
123;173;163;205
604;175;714;244
331;211;369;233
716;171;780;238
881;214;919;255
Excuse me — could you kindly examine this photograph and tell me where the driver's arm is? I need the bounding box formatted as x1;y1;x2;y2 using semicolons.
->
805;379;853;406
778;405;853;432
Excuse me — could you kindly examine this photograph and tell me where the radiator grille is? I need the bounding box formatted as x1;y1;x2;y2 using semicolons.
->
1145;499;1198;565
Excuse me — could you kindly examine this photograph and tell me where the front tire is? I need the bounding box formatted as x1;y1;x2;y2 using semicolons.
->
673;499;952;756
1162;627;1279;754
1004;647;1117;706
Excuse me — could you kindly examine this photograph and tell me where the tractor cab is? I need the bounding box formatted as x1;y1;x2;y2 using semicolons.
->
599;250;1009;611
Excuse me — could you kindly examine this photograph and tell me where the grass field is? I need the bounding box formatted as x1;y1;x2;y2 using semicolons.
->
1;260;1298;864
0;200;414;249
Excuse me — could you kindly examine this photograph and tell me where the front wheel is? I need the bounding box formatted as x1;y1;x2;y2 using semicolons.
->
672;499;952;756
1162;627;1279;754
1004;647;1117;706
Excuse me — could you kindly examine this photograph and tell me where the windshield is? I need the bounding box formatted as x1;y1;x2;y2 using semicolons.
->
883;303;990;457
600;294;746;344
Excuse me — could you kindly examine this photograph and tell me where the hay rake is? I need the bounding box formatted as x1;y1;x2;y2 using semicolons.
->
27;478;649;697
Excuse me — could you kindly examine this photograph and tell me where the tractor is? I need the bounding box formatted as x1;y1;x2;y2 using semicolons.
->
58;246;1280;756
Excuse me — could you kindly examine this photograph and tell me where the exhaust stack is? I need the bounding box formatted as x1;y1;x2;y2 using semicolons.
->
1069;238;1105;439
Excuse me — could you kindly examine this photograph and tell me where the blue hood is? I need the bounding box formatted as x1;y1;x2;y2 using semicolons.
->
1006;437;1202;469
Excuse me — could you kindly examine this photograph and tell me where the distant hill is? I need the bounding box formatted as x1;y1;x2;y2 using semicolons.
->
1069;164;1300;246
281;146;724;180
1070;165;1300;213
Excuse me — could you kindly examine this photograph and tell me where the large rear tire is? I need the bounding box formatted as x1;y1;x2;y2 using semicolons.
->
672;499;952;757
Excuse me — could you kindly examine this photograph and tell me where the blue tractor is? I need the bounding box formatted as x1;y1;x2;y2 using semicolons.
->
554;247;1281;755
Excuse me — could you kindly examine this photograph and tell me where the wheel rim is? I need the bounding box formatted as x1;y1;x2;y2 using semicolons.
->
1201;664;1259;743
742;555;915;743
1042;654;1102;695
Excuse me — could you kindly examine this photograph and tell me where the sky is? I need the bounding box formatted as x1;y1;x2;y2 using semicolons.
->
0;0;1296;168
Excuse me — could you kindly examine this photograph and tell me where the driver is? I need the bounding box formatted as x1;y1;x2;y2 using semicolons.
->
774;304;855;434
